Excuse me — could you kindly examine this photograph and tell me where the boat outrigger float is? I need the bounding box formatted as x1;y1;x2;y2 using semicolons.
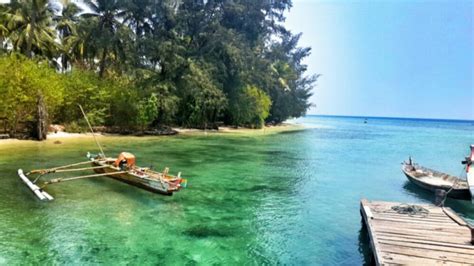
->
18;105;187;201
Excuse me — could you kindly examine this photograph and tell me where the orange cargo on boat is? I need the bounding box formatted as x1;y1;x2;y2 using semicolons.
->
114;152;136;167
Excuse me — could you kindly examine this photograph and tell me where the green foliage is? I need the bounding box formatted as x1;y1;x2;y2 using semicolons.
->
136;93;159;131
265;33;317;123
231;85;272;128
57;69;111;124
179;61;227;128
64;121;87;133
54;0;81;72
0;0;317;133
2;0;59;59
108;86;139;129
0;54;64;133
150;82;180;125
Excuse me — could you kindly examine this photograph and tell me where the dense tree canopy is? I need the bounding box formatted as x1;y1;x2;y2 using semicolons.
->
0;0;317;136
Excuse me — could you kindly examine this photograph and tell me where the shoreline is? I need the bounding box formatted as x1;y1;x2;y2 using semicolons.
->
0;123;306;144
172;122;305;135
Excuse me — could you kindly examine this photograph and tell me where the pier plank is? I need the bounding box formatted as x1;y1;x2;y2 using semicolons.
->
376;231;472;245
360;199;473;265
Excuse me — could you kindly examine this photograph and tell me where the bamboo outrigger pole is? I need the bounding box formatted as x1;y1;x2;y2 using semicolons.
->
42;171;127;186
78;104;106;157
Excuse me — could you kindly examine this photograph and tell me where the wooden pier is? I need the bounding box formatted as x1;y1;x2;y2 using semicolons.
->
360;199;474;265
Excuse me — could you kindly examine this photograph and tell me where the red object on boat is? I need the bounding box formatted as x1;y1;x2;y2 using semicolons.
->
114;152;136;167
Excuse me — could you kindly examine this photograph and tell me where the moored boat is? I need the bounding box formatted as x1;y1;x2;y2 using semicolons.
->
19;152;187;201
402;158;470;199
88;152;186;195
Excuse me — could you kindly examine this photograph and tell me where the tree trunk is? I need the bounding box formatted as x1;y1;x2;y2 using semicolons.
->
26;10;36;58
99;47;108;78
36;93;47;141
62;54;68;73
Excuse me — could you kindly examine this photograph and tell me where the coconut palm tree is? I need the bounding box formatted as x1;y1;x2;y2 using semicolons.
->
0;6;10;52
54;0;80;71
81;0;129;77
64;17;98;70
2;0;58;59
54;0;79;38
121;0;154;38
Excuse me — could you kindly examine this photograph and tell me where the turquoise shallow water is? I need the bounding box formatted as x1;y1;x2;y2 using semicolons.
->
0;116;473;265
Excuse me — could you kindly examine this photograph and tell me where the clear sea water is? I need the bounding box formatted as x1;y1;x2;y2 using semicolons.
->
0;115;473;265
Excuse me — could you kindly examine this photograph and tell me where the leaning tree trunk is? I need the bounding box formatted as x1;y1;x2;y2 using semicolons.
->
35;93;48;141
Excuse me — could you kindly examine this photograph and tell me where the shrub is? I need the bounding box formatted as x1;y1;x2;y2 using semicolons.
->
57;69;112;124
136;93;159;131
0;54;64;134
231;85;271;128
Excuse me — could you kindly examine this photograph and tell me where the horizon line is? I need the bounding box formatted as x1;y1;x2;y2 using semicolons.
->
304;114;474;123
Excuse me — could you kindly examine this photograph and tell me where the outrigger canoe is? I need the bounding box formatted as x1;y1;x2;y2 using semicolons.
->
88;152;186;196
19;152;187;201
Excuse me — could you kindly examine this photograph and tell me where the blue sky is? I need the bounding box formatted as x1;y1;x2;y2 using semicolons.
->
285;0;473;120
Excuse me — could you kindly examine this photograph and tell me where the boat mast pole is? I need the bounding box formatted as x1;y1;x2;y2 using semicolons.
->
78;104;106;157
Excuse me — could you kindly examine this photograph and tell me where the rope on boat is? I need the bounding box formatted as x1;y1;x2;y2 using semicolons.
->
437;181;456;207
41;171;127;187
436;166;466;207
436;178;460;207
391;204;430;216
32;173;45;184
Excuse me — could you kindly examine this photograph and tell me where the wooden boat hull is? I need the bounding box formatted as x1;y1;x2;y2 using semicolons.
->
92;162;174;196
402;163;470;200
